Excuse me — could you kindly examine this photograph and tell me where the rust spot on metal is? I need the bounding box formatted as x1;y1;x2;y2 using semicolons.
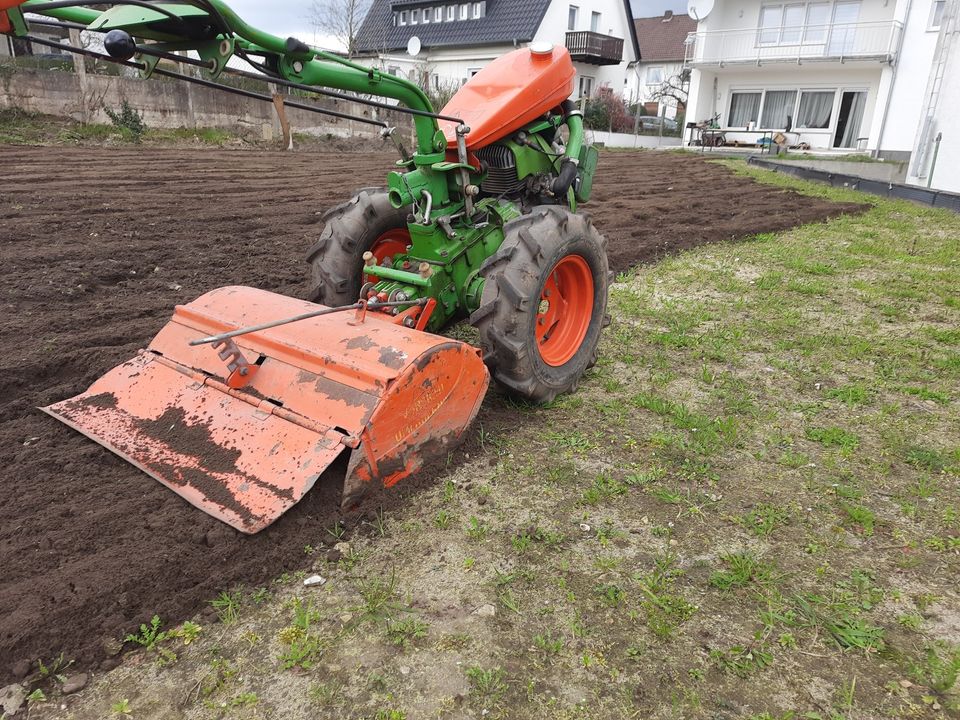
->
344;335;376;351
312;375;377;410
296;369;316;384
378;346;407;369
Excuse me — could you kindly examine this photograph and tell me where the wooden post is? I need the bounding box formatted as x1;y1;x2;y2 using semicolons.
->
179;51;197;129
68;29;89;123
269;85;293;150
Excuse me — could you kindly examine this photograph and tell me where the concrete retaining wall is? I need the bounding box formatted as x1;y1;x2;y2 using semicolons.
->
588;129;682;149
748;156;960;212
775;158;909;184
0;67;411;141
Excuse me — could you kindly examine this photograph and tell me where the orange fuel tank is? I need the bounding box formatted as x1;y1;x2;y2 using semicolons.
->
439;44;576;151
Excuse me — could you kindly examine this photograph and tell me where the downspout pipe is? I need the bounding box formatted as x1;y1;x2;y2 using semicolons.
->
926;131;942;187
873;0;912;158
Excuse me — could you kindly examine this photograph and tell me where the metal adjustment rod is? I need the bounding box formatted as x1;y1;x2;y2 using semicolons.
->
455;124;474;216
381;126;411;162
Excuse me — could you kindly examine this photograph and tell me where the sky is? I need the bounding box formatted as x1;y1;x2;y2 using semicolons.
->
631;0;689;16
222;0;691;48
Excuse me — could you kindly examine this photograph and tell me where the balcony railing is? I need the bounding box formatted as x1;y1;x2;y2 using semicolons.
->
684;21;902;66
565;31;624;66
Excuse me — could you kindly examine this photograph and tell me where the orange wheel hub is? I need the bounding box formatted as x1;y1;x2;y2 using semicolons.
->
536;255;593;367
366;229;410;284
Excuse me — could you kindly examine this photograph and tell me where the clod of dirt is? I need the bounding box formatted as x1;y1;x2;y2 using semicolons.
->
204;525;236;548
9;661;30;681
61;673;88;695
101;638;123;658
99;657;121;672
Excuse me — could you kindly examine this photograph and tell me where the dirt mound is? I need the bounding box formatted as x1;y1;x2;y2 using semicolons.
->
0;146;865;681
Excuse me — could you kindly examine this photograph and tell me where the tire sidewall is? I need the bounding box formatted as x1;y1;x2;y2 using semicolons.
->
527;232;607;391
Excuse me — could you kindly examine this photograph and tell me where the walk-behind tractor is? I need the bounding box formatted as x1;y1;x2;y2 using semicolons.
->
3;0;610;533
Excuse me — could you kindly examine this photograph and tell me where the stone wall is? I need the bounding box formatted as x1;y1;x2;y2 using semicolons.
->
0;66;412;141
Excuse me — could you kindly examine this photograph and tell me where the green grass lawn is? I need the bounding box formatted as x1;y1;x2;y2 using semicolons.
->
32;161;959;720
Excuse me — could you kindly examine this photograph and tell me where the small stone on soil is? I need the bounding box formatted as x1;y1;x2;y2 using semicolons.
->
61;673;88;695
472;604;496;617
303;574;326;587
325;548;342;563
0;684;27;716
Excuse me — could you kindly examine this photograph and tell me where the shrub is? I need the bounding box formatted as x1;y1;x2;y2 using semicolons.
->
104;100;146;141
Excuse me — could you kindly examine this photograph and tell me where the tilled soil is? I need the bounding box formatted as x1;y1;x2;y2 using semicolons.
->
0;146;865;682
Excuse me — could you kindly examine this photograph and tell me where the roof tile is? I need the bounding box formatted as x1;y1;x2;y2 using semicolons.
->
633;13;697;62
355;0;553;53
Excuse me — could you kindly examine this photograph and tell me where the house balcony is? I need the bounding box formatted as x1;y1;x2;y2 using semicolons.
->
684;21;902;67
565;31;624;66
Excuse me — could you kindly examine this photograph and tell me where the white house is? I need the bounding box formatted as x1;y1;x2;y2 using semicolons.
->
682;0;960;192
906;0;959;191
353;0;640;101
629;12;697;118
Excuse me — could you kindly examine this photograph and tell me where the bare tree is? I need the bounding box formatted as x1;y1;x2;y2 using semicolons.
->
307;0;374;57
650;70;690;112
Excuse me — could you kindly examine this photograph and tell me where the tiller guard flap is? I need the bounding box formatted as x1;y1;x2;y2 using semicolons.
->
43;287;489;534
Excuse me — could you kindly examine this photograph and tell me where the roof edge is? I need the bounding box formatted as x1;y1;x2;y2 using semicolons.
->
624;0;641;62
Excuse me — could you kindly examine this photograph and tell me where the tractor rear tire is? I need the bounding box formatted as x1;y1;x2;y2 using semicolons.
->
470;206;609;404
306;188;410;306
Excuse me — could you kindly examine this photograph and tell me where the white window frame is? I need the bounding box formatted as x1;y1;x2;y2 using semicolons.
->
399;9;407;25
579;74;594;99
422;7;430;23
472;2;484;19
459;3;468;19
929;0;946;30
758;4;783;45
728;86;843;132
447;5;455;20
757;1;860;48
727;90;763;128
435;6;443;21
646;66;664;86
780;3;806;44
803;2;831;44
410;8;419;24
590;11;601;32
795;88;837;129
568;5;579;31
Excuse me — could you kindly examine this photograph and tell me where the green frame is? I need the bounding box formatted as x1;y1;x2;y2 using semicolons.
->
11;0;588;330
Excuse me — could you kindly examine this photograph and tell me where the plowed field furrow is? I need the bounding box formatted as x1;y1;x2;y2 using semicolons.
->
0;146;865;681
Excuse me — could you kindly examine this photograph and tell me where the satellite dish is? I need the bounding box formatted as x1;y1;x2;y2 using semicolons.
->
687;0;714;20
407;36;421;57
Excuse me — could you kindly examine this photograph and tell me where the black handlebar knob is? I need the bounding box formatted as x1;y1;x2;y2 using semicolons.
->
104;30;137;61
285;36;311;55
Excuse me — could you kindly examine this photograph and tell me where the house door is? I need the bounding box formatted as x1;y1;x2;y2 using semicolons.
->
833;91;867;148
